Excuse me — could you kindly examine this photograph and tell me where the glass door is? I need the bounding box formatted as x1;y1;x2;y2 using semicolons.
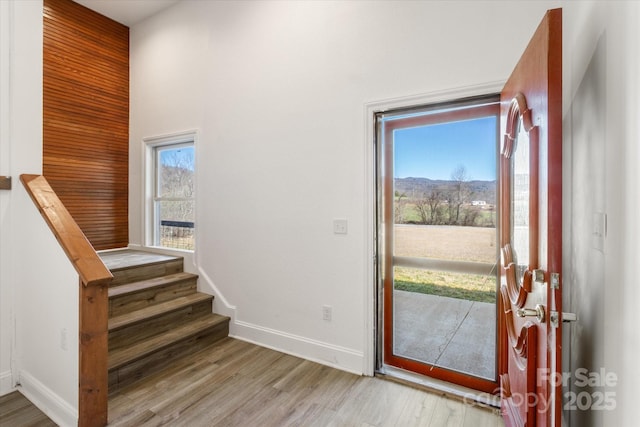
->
377;96;500;393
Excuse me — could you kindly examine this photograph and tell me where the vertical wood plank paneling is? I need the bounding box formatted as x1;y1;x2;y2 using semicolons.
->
43;0;129;250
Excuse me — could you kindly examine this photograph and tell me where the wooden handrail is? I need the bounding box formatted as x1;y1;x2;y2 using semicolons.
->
21;173;111;427
20;174;112;286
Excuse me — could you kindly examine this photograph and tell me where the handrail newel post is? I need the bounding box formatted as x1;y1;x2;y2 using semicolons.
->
78;279;110;427
20;174;113;427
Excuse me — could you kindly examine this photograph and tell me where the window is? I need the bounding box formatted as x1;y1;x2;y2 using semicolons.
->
146;132;196;251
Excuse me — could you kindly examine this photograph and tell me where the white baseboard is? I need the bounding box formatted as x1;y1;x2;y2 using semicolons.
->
127;245;364;376
18;371;77;427
231;320;364;376
192;253;363;375
0;370;14;396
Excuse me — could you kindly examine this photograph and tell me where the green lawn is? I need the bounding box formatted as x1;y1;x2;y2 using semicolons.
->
393;267;497;303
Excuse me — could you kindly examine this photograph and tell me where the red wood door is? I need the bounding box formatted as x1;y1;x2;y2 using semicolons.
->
499;8;562;427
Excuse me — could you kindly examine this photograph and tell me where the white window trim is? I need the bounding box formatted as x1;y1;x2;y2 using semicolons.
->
143;130;198;252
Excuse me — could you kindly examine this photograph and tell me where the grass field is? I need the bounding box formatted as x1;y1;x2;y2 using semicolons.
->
394;267;497;303
392;224;498;303
394;224;497;263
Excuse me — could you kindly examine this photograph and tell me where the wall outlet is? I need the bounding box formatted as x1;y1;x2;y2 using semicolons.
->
322;305;332;321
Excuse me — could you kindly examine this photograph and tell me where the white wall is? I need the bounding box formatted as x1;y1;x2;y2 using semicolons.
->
130;0;565;375
0;1;79;426
0;0;13;397
561;2;640;426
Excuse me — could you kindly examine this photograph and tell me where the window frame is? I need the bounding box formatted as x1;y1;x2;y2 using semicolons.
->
379;98;501;277
143;130;197;252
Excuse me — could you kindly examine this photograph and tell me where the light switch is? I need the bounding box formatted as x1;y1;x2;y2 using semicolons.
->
333;219;348;235
592;212;606;252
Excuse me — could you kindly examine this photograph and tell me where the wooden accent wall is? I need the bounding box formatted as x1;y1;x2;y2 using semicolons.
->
43;0;129;250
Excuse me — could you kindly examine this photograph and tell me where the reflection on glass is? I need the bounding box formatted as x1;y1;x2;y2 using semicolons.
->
511;116;530;285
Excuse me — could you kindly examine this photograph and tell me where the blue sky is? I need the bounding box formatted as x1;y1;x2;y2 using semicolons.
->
160;146;194;169
392;116;497;181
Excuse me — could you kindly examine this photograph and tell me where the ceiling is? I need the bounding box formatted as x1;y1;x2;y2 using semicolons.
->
73;0;181;27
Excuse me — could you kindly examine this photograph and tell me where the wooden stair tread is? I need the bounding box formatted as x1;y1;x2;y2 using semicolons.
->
109;313;230;370
99;249;181;271
102;249;230;392
108;272;198;298
109;292;213;331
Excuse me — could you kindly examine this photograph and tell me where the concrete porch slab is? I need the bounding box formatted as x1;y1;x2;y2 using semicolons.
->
393;290;496;380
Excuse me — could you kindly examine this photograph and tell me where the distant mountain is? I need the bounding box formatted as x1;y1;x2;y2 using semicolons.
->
394;177;496;204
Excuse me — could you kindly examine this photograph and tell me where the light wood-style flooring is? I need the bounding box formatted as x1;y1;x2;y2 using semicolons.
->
0;391;57;426
1;337;504;426
112;337;504;426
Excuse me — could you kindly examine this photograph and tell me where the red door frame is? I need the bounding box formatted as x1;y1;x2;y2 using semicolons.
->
381;101;501;394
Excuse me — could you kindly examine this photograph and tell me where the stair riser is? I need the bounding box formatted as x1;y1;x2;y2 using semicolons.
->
110;259;184;287
109;278;198;317
108;321;229;393
109;301;213;351
103;250;230;393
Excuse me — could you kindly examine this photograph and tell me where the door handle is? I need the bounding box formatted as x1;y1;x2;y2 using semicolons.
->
516;304;545;323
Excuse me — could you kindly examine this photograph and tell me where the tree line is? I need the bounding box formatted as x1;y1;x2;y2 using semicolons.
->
394;165;495;227
159;150;194;225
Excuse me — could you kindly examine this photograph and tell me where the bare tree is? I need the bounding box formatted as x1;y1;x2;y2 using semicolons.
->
461;206;480;226
414;195;430;224
160;151;194;198
447;164;471;225
394;191;408;224
426;189;443;224
159;150;194;223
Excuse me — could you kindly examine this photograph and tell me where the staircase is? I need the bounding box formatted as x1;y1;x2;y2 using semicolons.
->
100;249;229;393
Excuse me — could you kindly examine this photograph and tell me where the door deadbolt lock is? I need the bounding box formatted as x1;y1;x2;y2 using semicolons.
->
550;311;577;328
517;304;546;323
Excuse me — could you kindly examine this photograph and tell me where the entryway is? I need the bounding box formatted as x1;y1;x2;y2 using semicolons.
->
375;95;500;393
